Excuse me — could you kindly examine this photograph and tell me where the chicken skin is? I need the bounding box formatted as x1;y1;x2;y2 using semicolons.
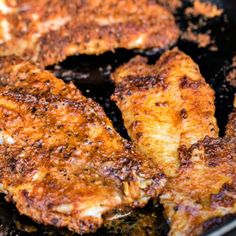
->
0;56;166;234
111;49;218;177
0;0;179;67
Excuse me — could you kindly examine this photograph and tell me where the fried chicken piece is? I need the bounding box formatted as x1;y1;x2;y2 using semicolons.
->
111;49;218;177
0;0;179;67
160;103;236;236
0;56;166;234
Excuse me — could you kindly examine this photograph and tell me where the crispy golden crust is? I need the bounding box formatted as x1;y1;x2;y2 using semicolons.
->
160;109;236;236
157;0;182;13
0;56;166;234
0;0;179;67
226;96;236;138
111;49;218;177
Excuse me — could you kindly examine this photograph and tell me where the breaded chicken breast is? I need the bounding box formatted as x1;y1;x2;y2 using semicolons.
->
111;49;218;177
160;100;236;236
0;0;179;67
0;56;166;234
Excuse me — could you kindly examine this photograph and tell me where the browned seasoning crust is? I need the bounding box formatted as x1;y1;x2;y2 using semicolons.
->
111;48;218;177
226;96;236;137
185;0;223;18
0;56;166;234
0;0;179;67
160;102;236;236
157;0;183;13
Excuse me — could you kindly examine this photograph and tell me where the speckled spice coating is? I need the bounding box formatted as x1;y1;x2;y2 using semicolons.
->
0;56;166;234
0;0;179;67
160;101;236;236
111;49;218;177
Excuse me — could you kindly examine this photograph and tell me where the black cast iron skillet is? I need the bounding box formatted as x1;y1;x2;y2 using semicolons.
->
0;0;236;235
